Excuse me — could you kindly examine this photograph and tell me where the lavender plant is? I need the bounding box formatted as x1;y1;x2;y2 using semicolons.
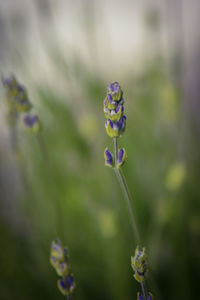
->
103;82;153;299
2;75;41;138
50;239;75;299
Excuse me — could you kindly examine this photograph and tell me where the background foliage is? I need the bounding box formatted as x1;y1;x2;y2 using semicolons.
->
0;1;200;299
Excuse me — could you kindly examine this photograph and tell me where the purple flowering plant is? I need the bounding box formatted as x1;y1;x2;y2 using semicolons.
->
103;82;153;300
50;239;75;300
2;74;41;135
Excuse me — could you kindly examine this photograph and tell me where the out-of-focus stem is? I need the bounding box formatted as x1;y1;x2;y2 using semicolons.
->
141;281;148;300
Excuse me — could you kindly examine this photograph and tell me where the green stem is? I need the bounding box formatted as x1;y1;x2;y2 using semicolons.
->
113;137;140;245
113;137;149;300
141;281;148;300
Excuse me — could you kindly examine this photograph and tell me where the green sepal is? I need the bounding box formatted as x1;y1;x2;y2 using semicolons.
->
105;96;117;110
105;122;119;138
104;106;123;122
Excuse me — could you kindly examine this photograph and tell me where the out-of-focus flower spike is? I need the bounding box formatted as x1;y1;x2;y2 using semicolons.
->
50;239;75;298
23;114;41;134
2;74;32;113
131;246;148;283
117;148;127;168
104;148;114;168
2;75;17;90
137;292;154;300
50;239;65;262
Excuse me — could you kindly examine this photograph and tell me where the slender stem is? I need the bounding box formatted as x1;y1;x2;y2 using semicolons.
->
141;281;148;300
113;137;140;245
113;136;118;165
113;137;149;300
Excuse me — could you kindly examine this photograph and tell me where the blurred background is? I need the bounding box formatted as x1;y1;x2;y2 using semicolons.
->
0;0;200;299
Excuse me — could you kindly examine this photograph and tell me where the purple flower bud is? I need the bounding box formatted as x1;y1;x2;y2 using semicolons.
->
116;148;127;168
107;93;113;102
57;275;75;295
105;119;113;129
104;148;114;167
117;149;124;164
67;275;75;291
137;293;153;300
108;82;120;93
137;294;144;300
24;114;39;127
23;114;41;134
107;82;123;101
2;75;17;89
117;115;126;135
115;104;123;113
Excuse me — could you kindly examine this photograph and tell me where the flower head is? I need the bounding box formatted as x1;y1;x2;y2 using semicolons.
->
50;239;75;298
131;246;148;283
2;75;31;113
104;82;126;138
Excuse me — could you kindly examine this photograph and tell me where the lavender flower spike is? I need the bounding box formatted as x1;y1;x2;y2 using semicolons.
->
104;148;114;168
2;74;32;113
131;247;148;283
50;239;75;298
104;82;126;138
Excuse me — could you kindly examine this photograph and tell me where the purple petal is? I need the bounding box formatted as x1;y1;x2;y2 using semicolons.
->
67;275;74;289
59;278;66;289
117;149;124;164
108;82;120;93
107;94;113;103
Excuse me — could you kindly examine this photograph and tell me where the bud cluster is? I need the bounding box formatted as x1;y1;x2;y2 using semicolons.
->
131;247;148;283
50;239;75;297
2;74;41;133
104;82;126;138
104;147;127;168
131;247;153;299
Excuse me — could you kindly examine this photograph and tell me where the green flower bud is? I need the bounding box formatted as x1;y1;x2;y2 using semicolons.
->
50;257;68;276
50;239;65;262
131;246;148;283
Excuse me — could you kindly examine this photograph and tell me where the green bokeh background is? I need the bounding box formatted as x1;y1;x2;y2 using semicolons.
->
0;1;200;300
